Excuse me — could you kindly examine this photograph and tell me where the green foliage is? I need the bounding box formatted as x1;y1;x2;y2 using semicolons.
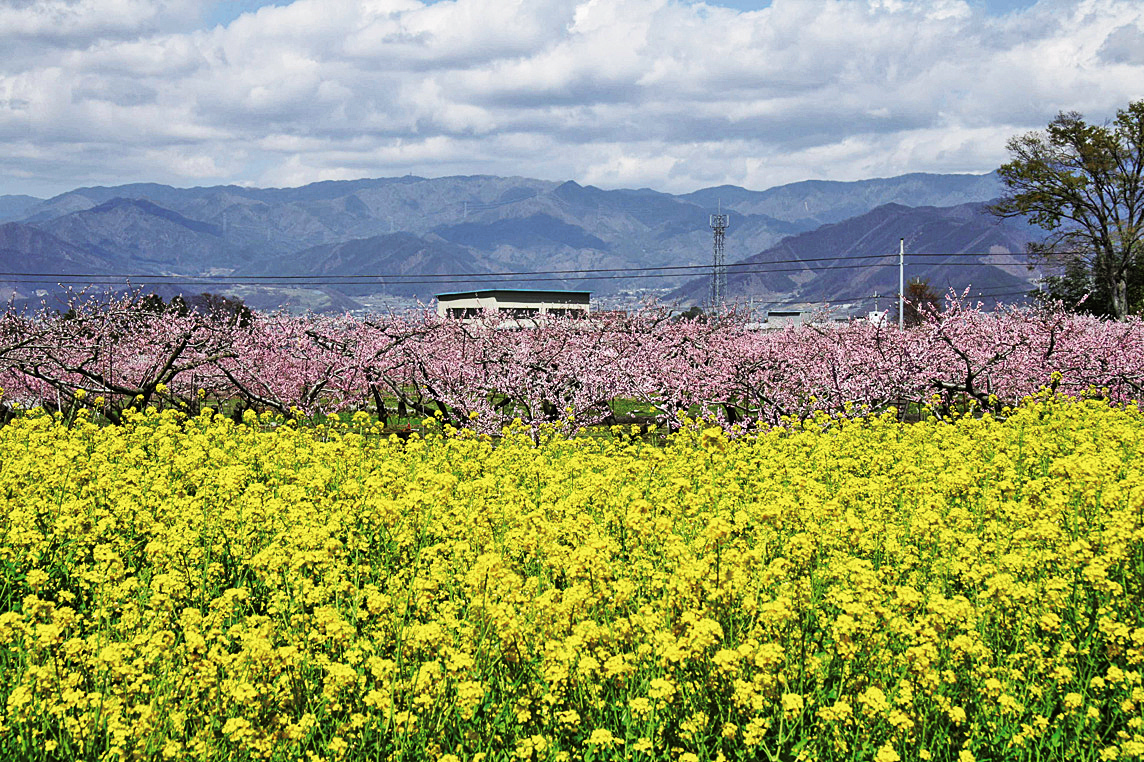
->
991;100;1144;319
675;305;705;322
1032;256;1144;317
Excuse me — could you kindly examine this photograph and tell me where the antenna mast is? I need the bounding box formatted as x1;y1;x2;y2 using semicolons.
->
710;203;729;310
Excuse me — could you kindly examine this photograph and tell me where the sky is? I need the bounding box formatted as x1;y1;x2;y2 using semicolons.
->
1;0;1142;199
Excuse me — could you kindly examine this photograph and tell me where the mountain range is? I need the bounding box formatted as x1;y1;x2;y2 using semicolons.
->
670;201;1037;310
0;171;1039;314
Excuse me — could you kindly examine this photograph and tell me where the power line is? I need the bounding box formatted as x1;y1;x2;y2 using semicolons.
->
0;261;1040;288
1;255;895;281
0;250;1036;283
0;264;1041;290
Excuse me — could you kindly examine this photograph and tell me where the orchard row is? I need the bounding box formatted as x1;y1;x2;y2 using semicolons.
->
2;293;1143;431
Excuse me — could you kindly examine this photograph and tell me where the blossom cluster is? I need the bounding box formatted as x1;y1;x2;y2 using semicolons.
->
1;394;1142;760
3;294;1144;433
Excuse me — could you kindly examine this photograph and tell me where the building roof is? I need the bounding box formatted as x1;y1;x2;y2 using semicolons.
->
435;289;592;299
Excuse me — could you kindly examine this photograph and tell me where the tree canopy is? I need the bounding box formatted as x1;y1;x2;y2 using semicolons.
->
991;100;1144;319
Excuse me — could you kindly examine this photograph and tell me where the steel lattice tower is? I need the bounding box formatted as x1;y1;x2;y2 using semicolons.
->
710;212;729;309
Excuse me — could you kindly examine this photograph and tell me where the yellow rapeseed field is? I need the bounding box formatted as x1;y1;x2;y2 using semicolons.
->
1;394;1142;761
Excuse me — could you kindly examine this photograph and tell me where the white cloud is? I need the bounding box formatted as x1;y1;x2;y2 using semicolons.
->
0;0;200;46
1098;23;1144;64
1;0;1142;197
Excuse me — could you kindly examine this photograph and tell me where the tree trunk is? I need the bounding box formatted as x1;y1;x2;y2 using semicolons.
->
1114;277;1129;319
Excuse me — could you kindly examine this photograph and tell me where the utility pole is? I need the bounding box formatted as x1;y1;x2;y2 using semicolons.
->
710;205;729;311
898;238;905;329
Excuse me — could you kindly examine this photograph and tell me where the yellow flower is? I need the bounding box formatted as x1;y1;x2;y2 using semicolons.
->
628;697;652;717
782;692;804;715
860;686;890;716
586;729;618;746
0;393;1138;761
556;710;581;727
648;677;676;702
24;568;49;590
876;743;900;762
514;737;548;759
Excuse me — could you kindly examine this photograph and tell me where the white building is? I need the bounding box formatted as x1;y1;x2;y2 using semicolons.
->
436;289;591;321
747;308;853;330
764;309;806;328
867;309;890;326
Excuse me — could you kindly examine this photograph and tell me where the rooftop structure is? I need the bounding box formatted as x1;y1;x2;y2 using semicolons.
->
435;289;591;321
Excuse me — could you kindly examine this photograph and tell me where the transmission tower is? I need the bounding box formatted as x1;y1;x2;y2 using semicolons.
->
710;209;729;309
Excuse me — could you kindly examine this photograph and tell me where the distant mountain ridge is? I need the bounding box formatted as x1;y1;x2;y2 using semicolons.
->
240;232;494;300
0;171;1030;311
36;196;241;272
0;196;43;224
678;172;1004;228
0;222;123;299
671;201;1037;310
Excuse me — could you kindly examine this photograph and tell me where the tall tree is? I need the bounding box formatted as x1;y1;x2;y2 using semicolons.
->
189;292;253;327
897;277;940;327
991;100;1144;319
